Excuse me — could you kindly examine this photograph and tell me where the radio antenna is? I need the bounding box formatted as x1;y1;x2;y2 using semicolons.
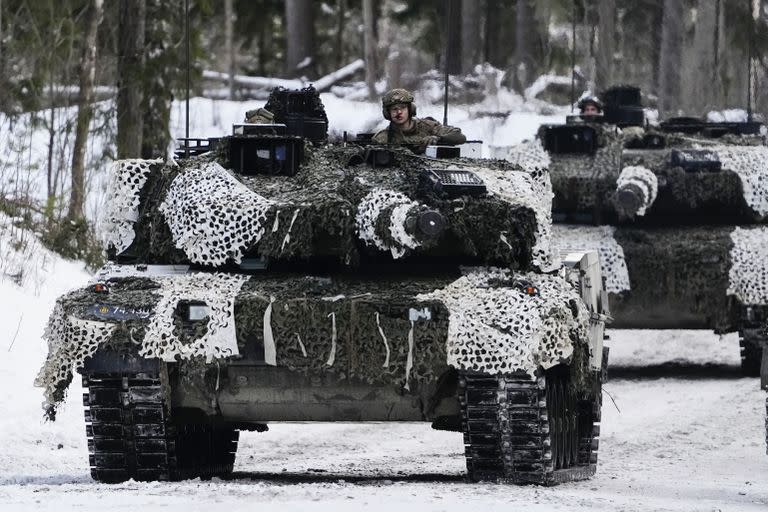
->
443;0;453;125
185;0;190;156
570;0;577;112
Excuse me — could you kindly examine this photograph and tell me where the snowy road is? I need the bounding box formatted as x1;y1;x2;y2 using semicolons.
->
1;326;767;511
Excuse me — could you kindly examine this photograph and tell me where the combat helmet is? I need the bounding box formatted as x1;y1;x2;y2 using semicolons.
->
578;95;603;114
382;88;417;120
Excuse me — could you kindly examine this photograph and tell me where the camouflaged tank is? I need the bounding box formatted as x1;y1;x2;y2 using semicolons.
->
507;86;768;379
37;89;609;485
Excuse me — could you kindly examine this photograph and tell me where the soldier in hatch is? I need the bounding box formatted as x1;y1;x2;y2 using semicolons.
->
578;96;603;116
372;88;466;152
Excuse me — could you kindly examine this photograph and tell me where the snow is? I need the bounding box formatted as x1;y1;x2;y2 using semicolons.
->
1;216;767;510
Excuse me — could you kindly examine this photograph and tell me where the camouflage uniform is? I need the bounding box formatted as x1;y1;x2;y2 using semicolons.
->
372;88;466;152
244;107;275;124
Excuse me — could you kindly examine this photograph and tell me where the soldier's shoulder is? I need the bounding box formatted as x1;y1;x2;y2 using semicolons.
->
418;117;441;128
372;129;388;143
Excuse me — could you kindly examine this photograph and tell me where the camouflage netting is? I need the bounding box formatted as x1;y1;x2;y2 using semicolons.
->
35;305;117;419
159;162;273;266
504;138;551;173
38;264;591;418
112;145;551;270
101;159;163;253
543;124;768;223
609;227;735;330
355;188;422;258
547;126;624;217
727;227;768;305
715;146;768;217
551;225;630;293
418;267;589;376
36;272;246;419
139;273;249;361
616;165;657;216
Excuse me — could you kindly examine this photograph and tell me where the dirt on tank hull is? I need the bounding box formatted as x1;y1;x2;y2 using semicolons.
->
38;89;609;486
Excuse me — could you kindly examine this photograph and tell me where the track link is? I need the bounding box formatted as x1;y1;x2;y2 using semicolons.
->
83;373;238;483
459;369;599;485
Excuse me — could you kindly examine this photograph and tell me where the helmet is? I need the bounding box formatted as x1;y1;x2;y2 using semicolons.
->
382;88;417;120
578;96;603;113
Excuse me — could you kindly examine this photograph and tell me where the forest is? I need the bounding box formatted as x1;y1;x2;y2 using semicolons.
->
0;0;767;262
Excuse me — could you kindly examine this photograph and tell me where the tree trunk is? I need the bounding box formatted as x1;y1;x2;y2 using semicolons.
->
513;0;539;92
461;0;480;74
225;0;235;100
141;0;176;159
444;0;462;75
657;0;684;116
595;0;615;93
284;0;314;77
690;0;718;114
362;0;376;99
335;0;346;69
68;0;103;221
117;0;146;159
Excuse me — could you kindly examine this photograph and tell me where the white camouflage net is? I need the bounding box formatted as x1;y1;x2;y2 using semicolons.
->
727;226;768;305
419;268;588;376
503;139;551;173
355;188;421;258
473;166;557;271
35;304;117;415
551;224;631;293
36;271;249;415
160;162;273;266
101;159;162;254
616;165;658;216
140;272;249;362
715;146;768;217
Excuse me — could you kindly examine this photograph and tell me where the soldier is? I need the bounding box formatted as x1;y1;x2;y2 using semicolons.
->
244;107;275;124
372;88;466;152
578;96;603;116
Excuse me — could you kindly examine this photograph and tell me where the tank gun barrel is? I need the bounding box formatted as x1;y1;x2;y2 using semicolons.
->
614;166;658;219
373;204;447;249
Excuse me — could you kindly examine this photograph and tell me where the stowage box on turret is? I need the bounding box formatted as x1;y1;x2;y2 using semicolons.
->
38;88;609;485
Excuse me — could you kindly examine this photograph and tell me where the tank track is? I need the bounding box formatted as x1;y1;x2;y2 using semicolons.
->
459;368;599;485
83;373;238;483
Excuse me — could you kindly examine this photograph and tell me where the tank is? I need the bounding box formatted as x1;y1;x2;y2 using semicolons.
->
37;88;609;485
511;85;768;377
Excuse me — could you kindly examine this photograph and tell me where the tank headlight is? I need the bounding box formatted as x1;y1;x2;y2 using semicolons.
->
187;304;210;321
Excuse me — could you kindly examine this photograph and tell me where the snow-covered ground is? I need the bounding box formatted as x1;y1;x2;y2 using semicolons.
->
0;225;766;511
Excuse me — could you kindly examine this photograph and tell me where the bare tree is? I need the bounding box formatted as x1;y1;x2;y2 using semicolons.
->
595;0;615;93
513;0;540;92
116;0;146;158
461;0;480;74
284;0;314;77
68;0;103;221
658;0;684;116
225;0;236;99
363;0;376;99
445;0;462;74
690;0;718;114
335;0;346;69
142;0;179;159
